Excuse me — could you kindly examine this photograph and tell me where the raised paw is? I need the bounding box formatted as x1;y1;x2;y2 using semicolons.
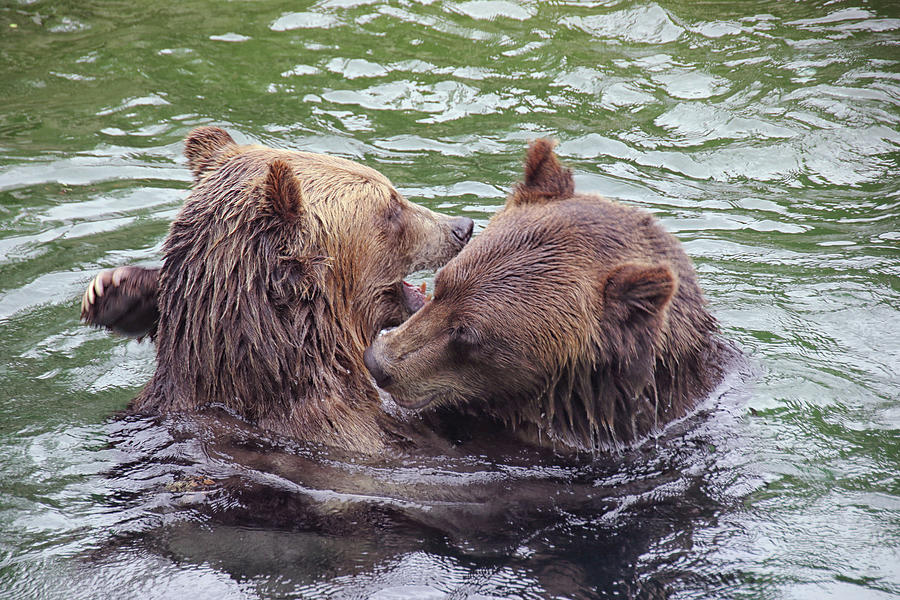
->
81;268;116;316
80;266;160;339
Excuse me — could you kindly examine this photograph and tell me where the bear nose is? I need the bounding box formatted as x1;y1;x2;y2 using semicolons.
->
363;345;393;389
450;217;474;244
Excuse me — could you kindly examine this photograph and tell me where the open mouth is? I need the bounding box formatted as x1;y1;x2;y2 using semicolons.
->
400;280;428;314
376;281;429;334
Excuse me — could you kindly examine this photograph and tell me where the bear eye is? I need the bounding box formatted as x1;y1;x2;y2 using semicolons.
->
449;325;481;352
384;201;403;222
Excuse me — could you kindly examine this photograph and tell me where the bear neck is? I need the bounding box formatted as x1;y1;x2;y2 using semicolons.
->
481;325;727;453
545;334;726;452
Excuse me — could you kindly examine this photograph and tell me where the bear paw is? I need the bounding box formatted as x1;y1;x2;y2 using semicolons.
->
81;266;160;339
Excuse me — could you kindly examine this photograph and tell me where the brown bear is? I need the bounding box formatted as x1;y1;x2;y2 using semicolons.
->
364;139;733;452
82;126;473;453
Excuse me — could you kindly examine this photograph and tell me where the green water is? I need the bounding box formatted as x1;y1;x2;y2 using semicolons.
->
1;1;898;598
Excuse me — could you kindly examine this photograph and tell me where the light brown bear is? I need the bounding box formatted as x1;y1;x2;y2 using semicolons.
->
82;127;473;453
364;140;733;452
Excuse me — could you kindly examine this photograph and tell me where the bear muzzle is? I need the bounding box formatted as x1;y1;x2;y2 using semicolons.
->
450;216;474;245
363;344;393;389
363;341;441;410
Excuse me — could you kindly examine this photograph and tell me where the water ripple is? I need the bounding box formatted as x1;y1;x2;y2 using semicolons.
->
561;4;685;45
1;1;899;598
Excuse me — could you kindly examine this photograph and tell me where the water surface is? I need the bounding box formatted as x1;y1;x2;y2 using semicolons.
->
1;1;898;598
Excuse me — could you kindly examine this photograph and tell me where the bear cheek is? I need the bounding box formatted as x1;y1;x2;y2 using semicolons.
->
378;306;405;332
472;341;540;397
382;208;419;273
403;335;457;387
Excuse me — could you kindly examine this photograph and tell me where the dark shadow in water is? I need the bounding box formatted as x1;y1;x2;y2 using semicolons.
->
82;364;754;599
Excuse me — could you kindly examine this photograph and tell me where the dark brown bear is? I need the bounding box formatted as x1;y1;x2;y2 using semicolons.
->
364;140;732;452
82;127;473;453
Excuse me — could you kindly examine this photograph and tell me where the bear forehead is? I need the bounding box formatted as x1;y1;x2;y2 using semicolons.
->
216;146;395;195
195;146;401;218
436;226;587;302
498;194;642;227
471;197;629;254
437;196;664;296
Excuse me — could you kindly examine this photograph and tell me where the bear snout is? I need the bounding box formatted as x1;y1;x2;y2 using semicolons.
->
363;344;393;389
450;217;474;244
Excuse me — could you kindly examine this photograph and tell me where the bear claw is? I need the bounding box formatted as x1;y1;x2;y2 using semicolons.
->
81;269;118;316
93;273;105;298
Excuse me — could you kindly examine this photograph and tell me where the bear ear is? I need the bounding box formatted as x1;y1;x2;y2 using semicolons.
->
263;159;304;223
184;126;237;181
508;138;575;207
603;262;676;323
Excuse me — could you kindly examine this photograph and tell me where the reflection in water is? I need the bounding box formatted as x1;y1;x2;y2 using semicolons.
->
75;370;747;599
0;0;898;598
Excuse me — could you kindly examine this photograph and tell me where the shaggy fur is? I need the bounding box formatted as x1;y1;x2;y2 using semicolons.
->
83;127;473;453
365;140;731;452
